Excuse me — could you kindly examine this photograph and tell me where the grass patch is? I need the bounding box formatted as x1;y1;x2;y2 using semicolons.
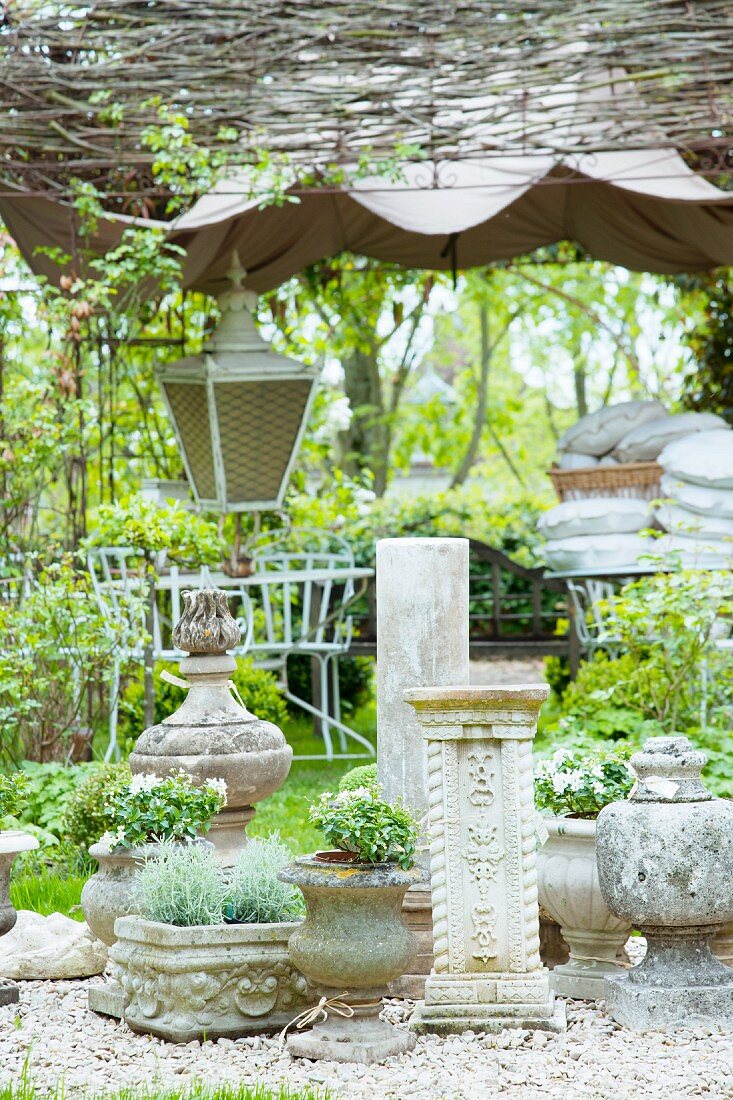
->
2;1077;326;1100
10;870;86;921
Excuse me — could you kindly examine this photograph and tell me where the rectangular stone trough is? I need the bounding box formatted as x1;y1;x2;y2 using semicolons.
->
110;916;308;1043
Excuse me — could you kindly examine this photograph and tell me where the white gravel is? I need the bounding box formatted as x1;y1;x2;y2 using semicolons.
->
0;979;732;1100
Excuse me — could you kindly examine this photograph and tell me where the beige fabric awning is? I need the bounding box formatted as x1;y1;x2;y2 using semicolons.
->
4;147;733;292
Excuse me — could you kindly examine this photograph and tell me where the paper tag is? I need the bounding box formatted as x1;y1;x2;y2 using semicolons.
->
160;669;190;690
535;813;550;846
644;776;679;799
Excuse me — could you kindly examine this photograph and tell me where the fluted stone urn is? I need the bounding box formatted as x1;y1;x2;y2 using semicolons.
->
130;589;292;863
597;736;733;1029
278;856;426;1063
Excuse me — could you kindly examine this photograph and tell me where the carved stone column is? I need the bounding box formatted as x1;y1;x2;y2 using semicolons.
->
405;686;566;1034
376;537;469;997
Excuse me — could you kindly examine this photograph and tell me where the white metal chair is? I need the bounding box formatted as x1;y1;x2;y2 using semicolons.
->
246;529;374;761
566;579;621;660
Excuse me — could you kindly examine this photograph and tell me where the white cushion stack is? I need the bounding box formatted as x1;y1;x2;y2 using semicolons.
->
654;429;733;565
541;498;654;572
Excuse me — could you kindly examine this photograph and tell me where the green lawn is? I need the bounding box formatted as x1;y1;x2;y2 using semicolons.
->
10;870;86;921
3;1078;326;1100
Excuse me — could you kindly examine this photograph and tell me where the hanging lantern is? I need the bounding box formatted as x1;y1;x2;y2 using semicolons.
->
157;258;319;512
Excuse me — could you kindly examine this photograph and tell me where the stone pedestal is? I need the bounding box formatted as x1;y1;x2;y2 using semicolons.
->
404;686;565;1034
376;538;469;997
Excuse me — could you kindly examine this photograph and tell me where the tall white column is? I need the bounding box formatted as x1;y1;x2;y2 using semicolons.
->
405;685;566;1034
376;537;469;996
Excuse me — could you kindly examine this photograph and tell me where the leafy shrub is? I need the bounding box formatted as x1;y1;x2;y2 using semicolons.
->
338;763;379;794
135;843;225;926
103;771;227;850
535;747;635;819
224;834;303;924
119;657;287;751
286;654;374;718
62;762;131;850
309;787;419;869
18;761;100;834
0;559;142;763
83;495;223;569
0;772;27;818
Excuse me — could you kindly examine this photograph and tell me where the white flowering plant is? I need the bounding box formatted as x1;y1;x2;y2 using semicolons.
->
309;786;419;869
101;770;227;850
534;748;634;819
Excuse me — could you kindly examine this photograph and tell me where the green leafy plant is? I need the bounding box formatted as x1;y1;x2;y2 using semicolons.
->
83;496;223;570
535;748;635;819
337;763;379;794
61;762;131;850
0;772;27;819
309;787;419;869
135;843;226;926
224;834;303;924
102;771;227;850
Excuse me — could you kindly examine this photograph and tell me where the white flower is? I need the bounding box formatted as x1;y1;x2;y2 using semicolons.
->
336;787;373;804
564;770;585;793
551;773;568;795
129;774;163;795
206;777;228;802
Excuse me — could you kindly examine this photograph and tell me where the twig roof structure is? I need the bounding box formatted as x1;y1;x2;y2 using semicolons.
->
2;1;733;202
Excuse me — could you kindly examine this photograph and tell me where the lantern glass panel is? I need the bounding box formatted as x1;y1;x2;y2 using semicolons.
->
164;381;217;500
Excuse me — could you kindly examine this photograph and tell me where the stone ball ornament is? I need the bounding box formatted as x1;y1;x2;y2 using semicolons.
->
130;588;292;864
596;735;733;1029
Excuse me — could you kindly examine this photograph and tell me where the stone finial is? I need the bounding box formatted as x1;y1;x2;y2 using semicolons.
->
172;589;241;655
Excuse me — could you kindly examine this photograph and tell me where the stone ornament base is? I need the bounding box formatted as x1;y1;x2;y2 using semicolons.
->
605;972;733;1029
550;960;623;1000
0;979;19;1007
410;970;566;1036
88;977;126;1019
287;1010;416;1064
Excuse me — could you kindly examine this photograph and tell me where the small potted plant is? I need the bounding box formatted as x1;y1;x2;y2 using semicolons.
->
81;770;226;947
111;835;309;1041
535;747;635;999
278;784;426;1063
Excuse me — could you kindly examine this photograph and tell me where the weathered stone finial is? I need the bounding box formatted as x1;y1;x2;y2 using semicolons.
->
172;589;241;655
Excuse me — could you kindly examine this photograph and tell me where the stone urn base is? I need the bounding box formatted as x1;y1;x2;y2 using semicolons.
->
537;818;631;1000
111;917;308;1042
279;855;426;1063
605;927;733;1029
0;830;39;1005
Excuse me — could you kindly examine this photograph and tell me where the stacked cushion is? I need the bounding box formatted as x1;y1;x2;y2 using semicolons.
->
658;428;733;488
544;533;655;573
660;474;733;519
613;412;727;463
539;498;651;540
558;400;667;458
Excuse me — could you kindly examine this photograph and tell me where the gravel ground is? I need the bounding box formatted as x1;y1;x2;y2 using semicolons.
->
1;978;732;1100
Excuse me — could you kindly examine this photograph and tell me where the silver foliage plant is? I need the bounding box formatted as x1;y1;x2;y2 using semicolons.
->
135;834;303;927
225;834;304;924
135;842;225;926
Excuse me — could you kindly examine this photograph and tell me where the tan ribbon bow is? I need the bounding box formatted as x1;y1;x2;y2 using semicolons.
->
279;993;354;1045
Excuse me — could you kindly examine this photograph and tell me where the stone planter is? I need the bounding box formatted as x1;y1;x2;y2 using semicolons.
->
111;916;308;1042
279;854;427;1062
537;817;631;999
81;842;153;949
0;830;39;1005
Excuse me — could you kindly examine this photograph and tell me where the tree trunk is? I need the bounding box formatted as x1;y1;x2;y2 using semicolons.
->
573;356;588;419
338;346;390;496
452;304;491;487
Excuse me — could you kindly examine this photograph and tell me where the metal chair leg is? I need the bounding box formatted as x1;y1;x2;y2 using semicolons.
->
105;660;121;762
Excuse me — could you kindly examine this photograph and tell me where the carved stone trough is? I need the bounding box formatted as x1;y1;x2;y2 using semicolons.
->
111;916;308;1042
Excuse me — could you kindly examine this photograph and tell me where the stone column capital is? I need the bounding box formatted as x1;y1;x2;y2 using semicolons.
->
404;685;549;739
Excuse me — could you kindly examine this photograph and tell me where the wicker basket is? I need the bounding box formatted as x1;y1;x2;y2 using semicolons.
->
548;461;662;502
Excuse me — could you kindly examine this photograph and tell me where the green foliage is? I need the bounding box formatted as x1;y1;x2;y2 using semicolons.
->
0;1075;324;1100
0;773;27;819
224;835;304;924
338;764;379;794
83;495;223;569
119;657;287;753
17;761;97;834
286;654;374;718
103;771;227;850
10;870;86;921
135;843;226;926
61;762;131;850
0;559;142;764
544;656;571;698
534;747;635;819
309;787;419;869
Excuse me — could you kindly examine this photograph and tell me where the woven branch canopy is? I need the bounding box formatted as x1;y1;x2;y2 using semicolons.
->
4;2;733;281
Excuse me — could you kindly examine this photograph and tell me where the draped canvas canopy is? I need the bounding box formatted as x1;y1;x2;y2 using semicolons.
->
4;144;733;292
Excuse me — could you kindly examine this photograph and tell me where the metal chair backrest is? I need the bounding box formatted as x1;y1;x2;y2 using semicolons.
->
567;579;618;652
247;530;356;658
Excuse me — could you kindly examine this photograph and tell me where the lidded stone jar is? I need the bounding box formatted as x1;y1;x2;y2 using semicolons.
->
596;735;733;1028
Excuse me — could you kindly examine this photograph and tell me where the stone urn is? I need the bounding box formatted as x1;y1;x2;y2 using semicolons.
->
278;855;427;1063
0;830;39;1005
597;735;733;1028
537;817;631;999
129;589;292;864
111;916;308;1042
